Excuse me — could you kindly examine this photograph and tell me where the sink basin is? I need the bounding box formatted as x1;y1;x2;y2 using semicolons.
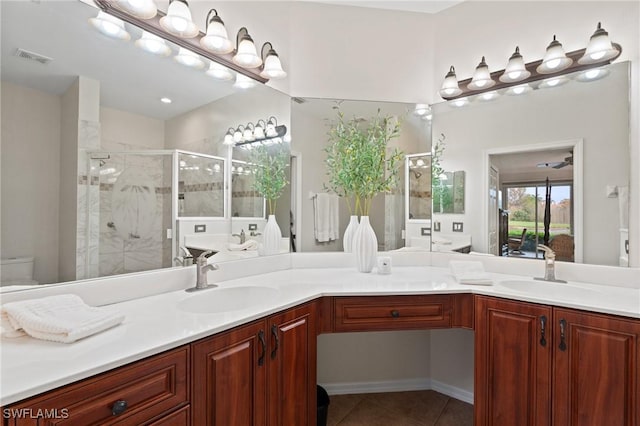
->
498;280;603;299
178;286;279;314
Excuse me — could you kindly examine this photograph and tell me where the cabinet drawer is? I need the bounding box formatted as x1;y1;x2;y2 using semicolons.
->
334;295;452;332
6;346;189;426
145;405;190;426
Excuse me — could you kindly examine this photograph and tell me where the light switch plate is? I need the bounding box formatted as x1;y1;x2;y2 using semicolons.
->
248;223;258;231
421;227;431;236
453;222;464;232
433;222;441;232
194;224;206;233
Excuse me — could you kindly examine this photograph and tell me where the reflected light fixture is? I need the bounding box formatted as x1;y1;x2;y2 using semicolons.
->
243;123;256;141
413;104;430;116
115;0;157;19
575;67;610;82
266;116;278;137
226;118;288;147
233;73;256;89
174;47;204;68
135;31;171;56
233;125;245;142
439;66;463;98
254;119;266;139
467;57;495;90
89;11;131;40
505;83;532;96
537;35;573;74
159;0;198;38
579;22;620;64
233;28;262;68
223;128;235;145
206;62;233;81
200;9;233;54
499;47;531;83
259;42;287;79
160;97;172;104
451;97;469;108
538;76;570;89
478;91;500;102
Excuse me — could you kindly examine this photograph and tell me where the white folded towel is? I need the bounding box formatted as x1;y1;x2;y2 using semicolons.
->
314;193;339;242
228;240;258;251
1;294;125;343
449;260;493;285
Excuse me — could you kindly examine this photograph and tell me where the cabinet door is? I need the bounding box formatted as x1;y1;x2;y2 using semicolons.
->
267;303;317;426
553;308;640;426
475;296;552;426
192;321;267;426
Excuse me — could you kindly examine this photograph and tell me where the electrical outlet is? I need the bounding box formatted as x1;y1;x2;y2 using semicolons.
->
194;224;206;233
421;227;431;236
248;223;258;231
452;222;464;232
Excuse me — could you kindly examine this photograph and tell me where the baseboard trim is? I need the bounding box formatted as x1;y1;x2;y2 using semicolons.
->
320;378;474;405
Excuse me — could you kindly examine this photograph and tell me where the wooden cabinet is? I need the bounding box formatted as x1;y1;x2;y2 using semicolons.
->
553;308;640;426
3;346;189;426
191;302;317;426
333;295;453;332
475;296;552;426
475;296;640;426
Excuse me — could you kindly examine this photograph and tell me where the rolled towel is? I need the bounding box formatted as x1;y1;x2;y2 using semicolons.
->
228;240;258;251
1;294;124;343
449;260;493;286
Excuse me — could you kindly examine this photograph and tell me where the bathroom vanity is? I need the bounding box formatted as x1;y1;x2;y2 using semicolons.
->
2;263;638;426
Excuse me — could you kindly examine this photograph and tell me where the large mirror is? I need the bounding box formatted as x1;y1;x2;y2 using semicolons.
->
431;61;631;267
0;0;290;290
291;98;431;252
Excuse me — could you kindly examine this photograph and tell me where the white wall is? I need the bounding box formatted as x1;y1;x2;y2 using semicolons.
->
100;107;165;151
1;82;61;284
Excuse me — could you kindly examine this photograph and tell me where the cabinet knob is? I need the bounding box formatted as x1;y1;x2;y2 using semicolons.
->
111;399;128;416
391;310;400;318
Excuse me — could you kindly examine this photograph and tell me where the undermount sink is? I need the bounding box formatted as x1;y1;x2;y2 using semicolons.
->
498;280;603;299
178;286;280;314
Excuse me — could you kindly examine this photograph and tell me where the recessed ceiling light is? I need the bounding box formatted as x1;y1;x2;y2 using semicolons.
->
160;97;172;104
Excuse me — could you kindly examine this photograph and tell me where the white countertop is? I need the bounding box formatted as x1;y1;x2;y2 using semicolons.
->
1;265;639;405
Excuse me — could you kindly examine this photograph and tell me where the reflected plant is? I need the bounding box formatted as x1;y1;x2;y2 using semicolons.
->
249;144;289;215
325;106;404;216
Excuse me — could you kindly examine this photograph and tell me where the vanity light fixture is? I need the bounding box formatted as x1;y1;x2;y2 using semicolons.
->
467;57;496;90
206;61;234;80
89;11;131;40
537;35;573;74
233;28;262;68
259;42;287;79
579;23;620;64
174;47;204;69
200;9;233;54
136;31;171;56
94;0;279;84
439;66;463;98
225;117;288;147
114;0;157;19
438;23;621;101
499;47;531;83
159;0;198;38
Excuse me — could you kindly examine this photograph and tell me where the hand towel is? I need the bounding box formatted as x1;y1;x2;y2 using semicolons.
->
449;260;493;285
228;240;258;251
314;193;339;242
1;294;125;343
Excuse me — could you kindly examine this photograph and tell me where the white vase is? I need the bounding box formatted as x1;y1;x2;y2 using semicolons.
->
352;216;378;273
263;215;282;256
343;215;360;253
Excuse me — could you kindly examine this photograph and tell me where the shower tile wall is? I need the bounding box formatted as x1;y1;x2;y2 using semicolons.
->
231;172;263;218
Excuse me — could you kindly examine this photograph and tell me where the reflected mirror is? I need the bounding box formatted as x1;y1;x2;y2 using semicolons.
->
0;0;290;290
431;61;631;267
433;170;465;214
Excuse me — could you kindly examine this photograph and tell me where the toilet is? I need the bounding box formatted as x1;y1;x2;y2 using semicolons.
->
1;256;38;287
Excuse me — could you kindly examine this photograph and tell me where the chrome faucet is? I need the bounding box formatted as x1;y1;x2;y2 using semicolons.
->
232;229;246;244
174;246;193;267
186;251;219;292
535;244;567;283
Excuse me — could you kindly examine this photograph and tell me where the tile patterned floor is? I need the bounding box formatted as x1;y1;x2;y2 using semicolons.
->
326;390;473;426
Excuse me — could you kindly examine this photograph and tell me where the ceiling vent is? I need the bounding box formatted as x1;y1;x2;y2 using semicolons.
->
14;48;53;65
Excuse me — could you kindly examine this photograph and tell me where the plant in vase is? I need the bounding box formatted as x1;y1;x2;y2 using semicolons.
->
250;144;289;255
325;107;403;270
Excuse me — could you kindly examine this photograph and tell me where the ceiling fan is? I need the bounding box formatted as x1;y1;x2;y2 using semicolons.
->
537;152;573;169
